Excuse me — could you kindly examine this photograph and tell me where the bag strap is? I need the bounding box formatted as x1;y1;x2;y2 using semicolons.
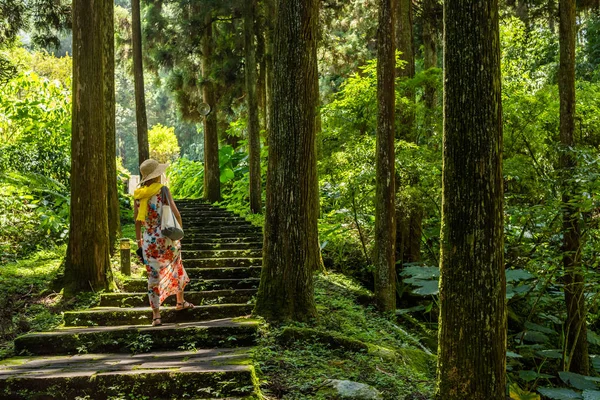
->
161;186;171;206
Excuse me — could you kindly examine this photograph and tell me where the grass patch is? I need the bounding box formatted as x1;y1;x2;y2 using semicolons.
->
253;273;435;399
0;245;101;360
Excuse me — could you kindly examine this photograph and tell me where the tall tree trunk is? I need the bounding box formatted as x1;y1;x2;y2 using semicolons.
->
131;0;149;166
105;0;120;252
264;0;275;144
559;0;589;375
245;0;262;214
202;13;221;202
436;0;506;397
256;0;267;133
374;0;396;312
422;0;437;115
254;0;319;322
65;0;111;296
395;0;415;141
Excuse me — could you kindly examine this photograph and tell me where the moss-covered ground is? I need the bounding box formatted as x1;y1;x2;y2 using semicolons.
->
252;273;436;399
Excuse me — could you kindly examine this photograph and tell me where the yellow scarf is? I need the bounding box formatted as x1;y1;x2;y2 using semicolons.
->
134;183;163;222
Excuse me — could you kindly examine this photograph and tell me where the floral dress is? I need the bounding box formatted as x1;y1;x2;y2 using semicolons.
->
135;188;189;309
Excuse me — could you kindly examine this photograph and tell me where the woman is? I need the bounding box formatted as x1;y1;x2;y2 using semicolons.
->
133;159;193;326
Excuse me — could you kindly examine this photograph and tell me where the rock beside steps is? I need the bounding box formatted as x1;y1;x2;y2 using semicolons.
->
0;201;263;399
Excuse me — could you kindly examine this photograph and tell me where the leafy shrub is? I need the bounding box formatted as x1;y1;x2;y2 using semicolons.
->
148;123;180;163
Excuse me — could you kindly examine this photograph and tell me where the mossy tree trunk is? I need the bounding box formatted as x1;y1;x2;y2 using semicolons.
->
422;0;438;127
254;0;319;322
104;0;120;252
394;0;415;141
64;0;111;296
245;0;262;214
374;0;396;312
131;0;149;165
559;0;589;375
256;0;267;133
436;0;506;398
264;0;275;144
202;13;221;203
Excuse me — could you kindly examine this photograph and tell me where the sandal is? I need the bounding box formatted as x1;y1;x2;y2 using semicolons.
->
152;317;162;326
176;301;194;310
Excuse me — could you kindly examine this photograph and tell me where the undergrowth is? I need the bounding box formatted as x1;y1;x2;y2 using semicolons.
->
0;245;100;360
253;273;435;400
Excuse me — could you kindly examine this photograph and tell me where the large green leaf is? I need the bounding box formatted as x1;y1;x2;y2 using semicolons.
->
506;269;535;282
583;390;600;400
519;369;554;382
559;371;600;390
591;355;600;373
537;387;582;400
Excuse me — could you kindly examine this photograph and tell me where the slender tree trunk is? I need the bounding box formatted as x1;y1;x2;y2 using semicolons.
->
131;0;149;166
559;0;589;375
245;0;262;214
436;0;506;398
254;0;319;322
105;0;120;252
395;0;415;141
422;0;437;113
65;0;111;296
202;13;221;202
374;0;396;312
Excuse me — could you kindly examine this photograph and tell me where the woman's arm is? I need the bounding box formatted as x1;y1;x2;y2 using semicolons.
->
166;187;183;228
134;200;143;248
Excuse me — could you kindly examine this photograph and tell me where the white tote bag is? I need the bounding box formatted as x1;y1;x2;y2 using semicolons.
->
161;187;184;240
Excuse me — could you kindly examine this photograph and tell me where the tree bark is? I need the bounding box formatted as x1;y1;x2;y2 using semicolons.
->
559;0;589;375
245;0;262;214
105;0;120;252
131;0;149;166
395;0;415;141
422;0;438;113
256;0;267;133
253;0;319;322
263;0;275;144
374;0;396;312
202;13;221;203
64;0;111;296
396;202;422;266
436;0;506;398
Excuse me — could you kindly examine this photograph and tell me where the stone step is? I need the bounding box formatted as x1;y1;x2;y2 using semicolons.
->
185;232;263;240
15;318;259;356
182;249;262;259
0;349;256;399
183;219;249;226
185;267;262;280
64;304;253;327
123;278;261;293
100;289;257;307
182;216;247;222
181;242;262;251
185;258;262;269
185;226;262;234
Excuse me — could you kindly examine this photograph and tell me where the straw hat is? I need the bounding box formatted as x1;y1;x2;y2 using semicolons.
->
139;159;168;185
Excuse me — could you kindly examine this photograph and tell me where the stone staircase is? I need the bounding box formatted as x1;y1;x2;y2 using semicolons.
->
0;201;263;399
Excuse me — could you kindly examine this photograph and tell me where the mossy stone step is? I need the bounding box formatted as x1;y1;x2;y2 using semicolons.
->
183;219;250;226
185;267;262;280
64;304;253;327
184;235;263;243
100;289;257;307
123;278;261;293
182;216;247;222
15;318;259;356
182;249;262;259
185;258;262;269
181;242;262;251
0;349;257;399
185;226;262;234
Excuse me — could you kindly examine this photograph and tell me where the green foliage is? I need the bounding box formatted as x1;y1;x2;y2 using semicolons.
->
148;123;180;163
